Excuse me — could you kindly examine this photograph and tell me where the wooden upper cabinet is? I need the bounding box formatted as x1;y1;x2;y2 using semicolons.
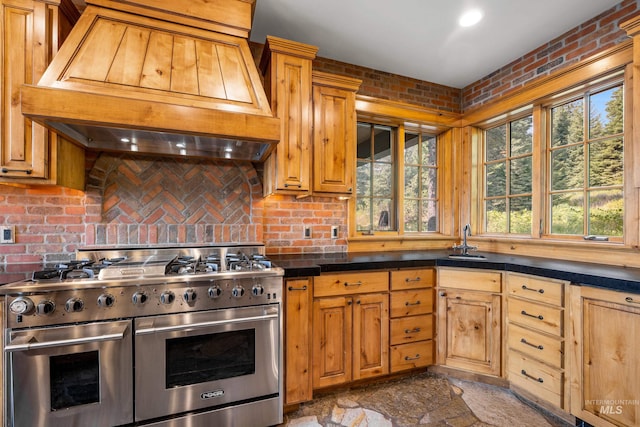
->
312;71;361;195
260;36;317;195
0;0;84;189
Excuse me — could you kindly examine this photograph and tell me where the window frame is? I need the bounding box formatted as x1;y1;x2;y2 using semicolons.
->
473;71;629;246
544;79;625;242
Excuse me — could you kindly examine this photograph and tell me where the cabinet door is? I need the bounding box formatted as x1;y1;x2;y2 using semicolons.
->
284;279;312;405
437;289;501;376
311;72;360;195
312;295;352;389
352;292;388;380
570;286;640;427
1;0;47;178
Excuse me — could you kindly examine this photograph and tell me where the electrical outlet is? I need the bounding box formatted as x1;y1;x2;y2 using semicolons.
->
1;226;15;244
304;226;311;238
331;226;339;239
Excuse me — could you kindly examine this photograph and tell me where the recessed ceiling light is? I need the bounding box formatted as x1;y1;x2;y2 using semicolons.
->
459;9;483;27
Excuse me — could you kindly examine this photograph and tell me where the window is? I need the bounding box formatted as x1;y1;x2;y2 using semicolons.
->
355;122;440;234
404;131;438;232
479;78;624;241
484;116;533;234
356;123;395;232
549;84;624;237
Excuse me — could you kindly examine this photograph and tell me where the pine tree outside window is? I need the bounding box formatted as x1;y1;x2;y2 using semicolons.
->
484;116;533;234
549;84;623;237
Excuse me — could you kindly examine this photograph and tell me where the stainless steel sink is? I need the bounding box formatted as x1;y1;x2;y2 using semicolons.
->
447;254;487;260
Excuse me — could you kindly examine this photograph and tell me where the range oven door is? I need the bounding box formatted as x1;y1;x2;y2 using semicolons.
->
5;320;133;427
134;304;281;422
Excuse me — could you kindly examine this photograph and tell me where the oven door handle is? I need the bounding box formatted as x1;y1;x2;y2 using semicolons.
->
135;312;279;336
5;322;129;352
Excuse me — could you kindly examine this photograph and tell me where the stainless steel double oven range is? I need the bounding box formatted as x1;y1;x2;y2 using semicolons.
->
1;244;283;427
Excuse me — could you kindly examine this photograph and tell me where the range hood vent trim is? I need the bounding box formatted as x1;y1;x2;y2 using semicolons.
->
20;1;280;162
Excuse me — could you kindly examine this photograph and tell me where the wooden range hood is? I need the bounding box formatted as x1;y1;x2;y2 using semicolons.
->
20;0;280;162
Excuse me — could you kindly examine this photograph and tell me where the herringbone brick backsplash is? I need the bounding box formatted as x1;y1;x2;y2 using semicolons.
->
85;153;263;246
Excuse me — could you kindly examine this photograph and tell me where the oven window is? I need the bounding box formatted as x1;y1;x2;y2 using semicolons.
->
166;329;256;388
50;351;100;410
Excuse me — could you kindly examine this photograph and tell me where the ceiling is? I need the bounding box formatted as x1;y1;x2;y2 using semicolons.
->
249;0;623;89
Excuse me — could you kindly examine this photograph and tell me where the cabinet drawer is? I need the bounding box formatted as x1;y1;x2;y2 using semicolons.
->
390;289;433;317
390;315;433;345
508;298;563;336
438;268;501;292
508;353;563;408
390;340;433;372
390;269;435;290
507;323;563;369
314;271;388;297
506;273;564;307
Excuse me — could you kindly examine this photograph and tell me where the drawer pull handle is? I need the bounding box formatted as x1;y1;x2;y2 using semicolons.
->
521;310;544;320
521;285;544;294
1;167;32;175
405;354;421;361
405;277;421;282
520;338;544;350
625;297;640;304
404;327;421;334
283;183;302;188
344;281;363;287
521;369;544;383
405;300;421;306
287;285;307;291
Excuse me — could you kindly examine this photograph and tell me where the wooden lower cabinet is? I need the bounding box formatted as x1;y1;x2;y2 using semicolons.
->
389;268;435;372
437;268;502;376
312;291;388;389
570;285;640;427
284;278;313;405
506;273;568;412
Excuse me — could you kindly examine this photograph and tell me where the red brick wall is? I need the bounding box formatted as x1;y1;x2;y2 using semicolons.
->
0;153;348;264
462;0;639;111
263;195;348;254
249;43;462;114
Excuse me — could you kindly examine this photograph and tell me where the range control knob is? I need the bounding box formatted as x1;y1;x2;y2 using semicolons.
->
36;300;56;315
9;297;35;315
160;291;175;305
251;284;264;296
65;298;84;313
97;294;115;308
183;289;197;303
208;286;222;299
132;292;148;305
231;285;245;298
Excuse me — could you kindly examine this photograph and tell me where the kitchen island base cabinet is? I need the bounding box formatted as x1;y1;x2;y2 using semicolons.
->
570;285;640;427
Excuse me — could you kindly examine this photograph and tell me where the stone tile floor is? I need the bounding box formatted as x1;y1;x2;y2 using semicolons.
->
280;372;572;427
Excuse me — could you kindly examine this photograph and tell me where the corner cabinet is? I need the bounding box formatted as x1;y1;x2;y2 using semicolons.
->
259;36;317;196
436;268;502;376
312;271;388;389
570;285;640;427
284;278;313;405
311;71;361;196
0;0;84;189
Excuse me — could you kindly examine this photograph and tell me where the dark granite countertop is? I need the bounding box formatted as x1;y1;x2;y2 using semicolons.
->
270;250;640;294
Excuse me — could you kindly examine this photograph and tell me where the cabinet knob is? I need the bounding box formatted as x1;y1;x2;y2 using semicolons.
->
439;291;446;297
